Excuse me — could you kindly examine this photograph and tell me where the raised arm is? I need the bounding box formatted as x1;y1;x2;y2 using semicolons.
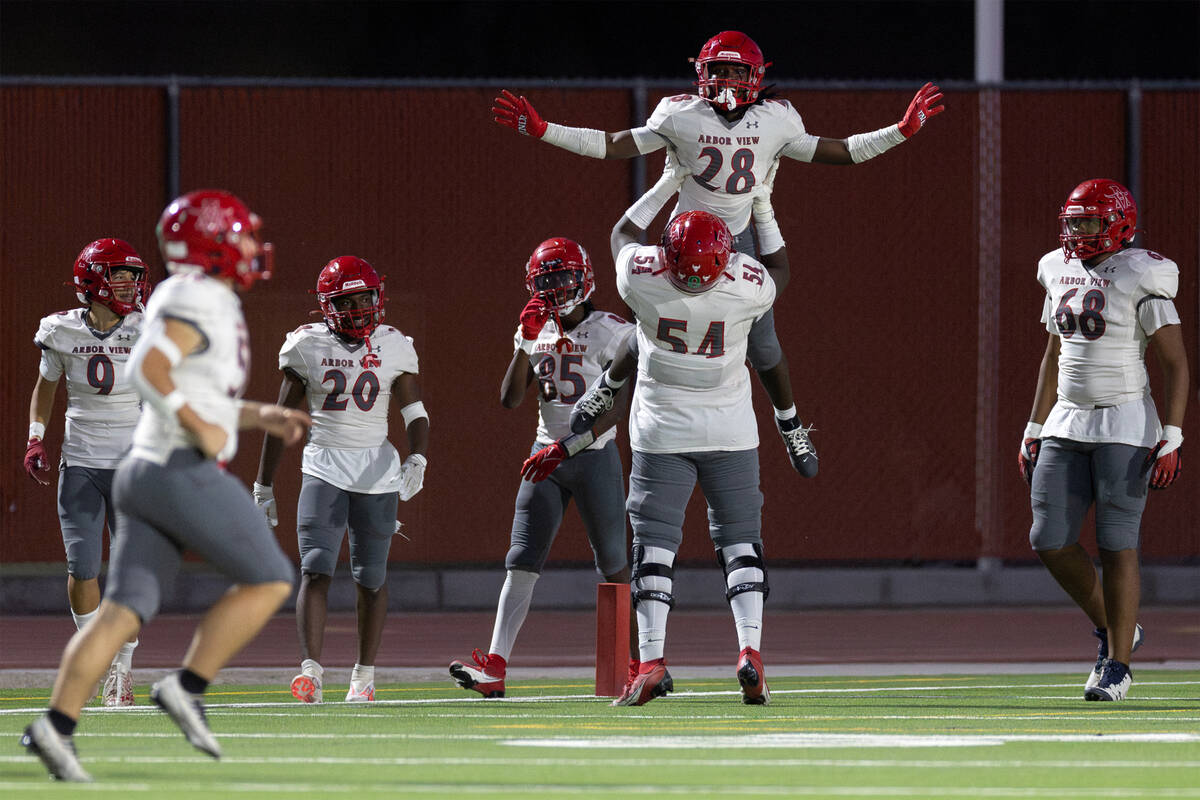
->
492;90;653;159
795;82;945;166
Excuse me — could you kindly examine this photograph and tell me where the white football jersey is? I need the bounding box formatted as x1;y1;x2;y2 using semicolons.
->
1037;247;1180;446
512;308;634;447
34;308;143;468
128;273;250;465
279;323;419;493
615;243;775;453
641;95;817;234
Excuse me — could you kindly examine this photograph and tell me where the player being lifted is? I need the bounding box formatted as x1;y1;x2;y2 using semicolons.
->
1019;179;1189;701
449;238;638;697
24;239;150;707
574;210;810;706
255;256;428;704
493;30;944;291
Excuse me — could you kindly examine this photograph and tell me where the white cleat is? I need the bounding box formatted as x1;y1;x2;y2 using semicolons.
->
150;673;222;758
1085;658;1132;701
20;716;92;782
290;671;323;704
102;663;134;707
1085;624;1143;691
345;680;375;702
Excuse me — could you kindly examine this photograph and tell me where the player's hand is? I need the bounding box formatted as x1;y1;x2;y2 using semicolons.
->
1018;422;1042;486
493;89;547;138
398;453;427;501
24;437;51;485
259;405;312;446
252;482;278;527
192;419;230;460
519;296;551;342
1147;425;1183;490
898;82;945;138
521;441;566;482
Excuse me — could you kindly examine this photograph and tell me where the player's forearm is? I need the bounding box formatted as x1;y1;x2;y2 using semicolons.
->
256;430;285;485
610;217;641;261
1157;347;1190;429
29;376;58;429
501;353;532;409
403;417;430;459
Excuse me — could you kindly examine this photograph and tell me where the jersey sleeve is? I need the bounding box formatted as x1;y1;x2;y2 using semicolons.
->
614;242;642;307
776;101;819;163
394;334;420;375
645;97;682;142
34;315;66;380
1138;254;1180;300
278;328;310;378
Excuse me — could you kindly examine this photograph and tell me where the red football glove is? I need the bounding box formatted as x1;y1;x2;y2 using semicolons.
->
24;437;51;485
519;296;551;342
898;82;945;138
1019;437;1041;486
1147;426;1183;490
492;89;548;138
521;441;566;483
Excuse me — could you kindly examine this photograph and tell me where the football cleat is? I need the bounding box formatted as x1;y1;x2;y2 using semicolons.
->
102;663;134;707
290;671;323;704
150;673;221;758
1085;658;1132;701
345;680;375;702
776;416;818;477
20;716;92;782
612;658;673;707
736;647;771;705
570;374;617;434
1085;624;1144;691
449;649;506;698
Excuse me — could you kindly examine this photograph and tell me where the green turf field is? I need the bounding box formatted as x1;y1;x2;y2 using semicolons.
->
1;670;1198;799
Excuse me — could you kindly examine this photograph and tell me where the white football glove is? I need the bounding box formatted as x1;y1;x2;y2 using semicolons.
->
252;482;277;527
397;453;427;502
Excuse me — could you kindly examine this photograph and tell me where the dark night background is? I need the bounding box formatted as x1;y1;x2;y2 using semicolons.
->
2;0;1198;82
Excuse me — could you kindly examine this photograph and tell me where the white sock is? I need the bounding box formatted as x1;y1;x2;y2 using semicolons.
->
723;543;764;651
774;405;797;422
71;608;97;631
351;663;374;684
113;639;138;670
301;658;324;678
635;546;676;662
488;569;539;661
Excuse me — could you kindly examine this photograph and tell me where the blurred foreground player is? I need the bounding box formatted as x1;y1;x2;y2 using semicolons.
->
1020;179;1189;701
449;238;637;697
255;256;428;704
21;190;311;781
25;239;149;706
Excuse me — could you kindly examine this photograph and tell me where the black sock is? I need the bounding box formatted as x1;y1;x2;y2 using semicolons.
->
47;709;77;737
178;669;209;695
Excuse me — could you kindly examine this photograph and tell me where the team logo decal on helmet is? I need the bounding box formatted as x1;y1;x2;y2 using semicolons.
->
661;211;734;294
693;31;770;111
1058;178;1139;262
156;189;273;289
316;256;386;341
72;238;150;316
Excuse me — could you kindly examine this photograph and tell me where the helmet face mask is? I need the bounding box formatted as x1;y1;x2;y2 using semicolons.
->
316;257;385;340
73;238;150;316
525;238;595;315
694;31;769;111
157;190;273;290
1058;179;1138;262
661;211;733;294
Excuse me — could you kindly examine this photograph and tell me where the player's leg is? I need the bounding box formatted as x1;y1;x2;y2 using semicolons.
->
450;462;568;697
614;451;692;706
92;468;139;704
567;443;639;668
291;475;350;701
344;490;398;701
698;449;770;704
1087;443;1151;701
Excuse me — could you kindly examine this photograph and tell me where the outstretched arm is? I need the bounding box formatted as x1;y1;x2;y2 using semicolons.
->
492;90;650;159
800;82;945;166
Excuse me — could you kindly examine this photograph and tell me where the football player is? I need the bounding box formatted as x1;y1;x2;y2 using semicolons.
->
448;238;637;698
254;256;428;704
1020;179;1189;702
573;211;812;707
24;238;148;708
22;190;311;782
493;30;944;292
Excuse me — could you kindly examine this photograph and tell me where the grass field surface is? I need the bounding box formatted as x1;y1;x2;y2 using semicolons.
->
1;670;1198;799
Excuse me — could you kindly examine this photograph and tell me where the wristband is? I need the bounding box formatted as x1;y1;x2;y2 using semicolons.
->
560;429;596;457
153;337;184;367
400;401;429;427
28;421;46;440
405;453;428;468
518;338;538;355
1160;424;1184;456
542;123;607;159
846;124;906;164
1023;421;1043;439
164;390;187;414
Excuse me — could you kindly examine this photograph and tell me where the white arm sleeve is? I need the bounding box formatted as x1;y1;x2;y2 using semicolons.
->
542;123;607;159
625;151;687;229
630;126;667;155
845;124;906;164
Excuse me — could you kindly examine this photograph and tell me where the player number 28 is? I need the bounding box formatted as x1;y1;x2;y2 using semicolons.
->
693;147;756;195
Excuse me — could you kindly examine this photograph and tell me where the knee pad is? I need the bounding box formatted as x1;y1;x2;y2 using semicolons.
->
300;546;337;577
717;543;769;603
631;543;675;610
351;560;387;591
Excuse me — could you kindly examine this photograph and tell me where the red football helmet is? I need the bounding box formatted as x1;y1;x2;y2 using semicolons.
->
693;31;770;110
72;238;149;316
156;189;273;289
525;237;595;313
317;256;385;339
661;211;733;294
1059;178;1139;261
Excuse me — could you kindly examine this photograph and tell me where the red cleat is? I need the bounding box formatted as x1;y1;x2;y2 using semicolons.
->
737;647;770;705
612;658;673;707
449;649;507;698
